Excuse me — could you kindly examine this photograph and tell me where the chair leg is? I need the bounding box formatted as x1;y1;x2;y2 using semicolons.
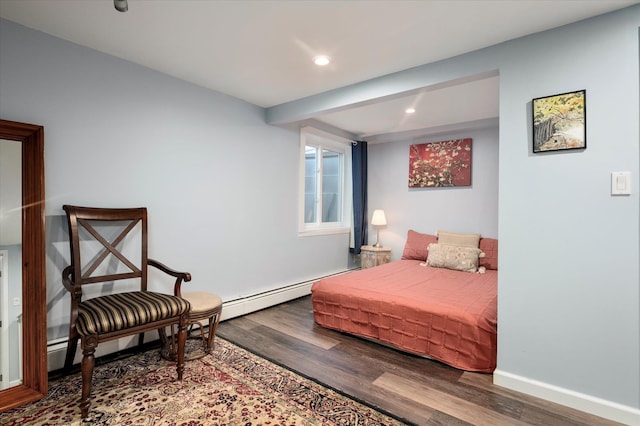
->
79;336;97;419
158;325;178;361
158;326;168;357
205;310;221;354
176;315;187;380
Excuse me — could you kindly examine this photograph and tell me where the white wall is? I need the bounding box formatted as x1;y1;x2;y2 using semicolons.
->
367;126;499;260
0;19;353;342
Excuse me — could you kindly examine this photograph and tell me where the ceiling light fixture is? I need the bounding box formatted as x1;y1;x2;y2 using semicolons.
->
405;107;416;114
114;0;128;12
313;55;331;66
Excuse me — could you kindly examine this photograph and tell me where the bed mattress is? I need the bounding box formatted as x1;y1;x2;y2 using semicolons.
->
311;260;497;372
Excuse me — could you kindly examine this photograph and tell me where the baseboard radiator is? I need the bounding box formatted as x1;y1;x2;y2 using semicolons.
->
47;270;353;372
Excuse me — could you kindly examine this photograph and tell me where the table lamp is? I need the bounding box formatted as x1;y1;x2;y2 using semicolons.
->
371;209;387;248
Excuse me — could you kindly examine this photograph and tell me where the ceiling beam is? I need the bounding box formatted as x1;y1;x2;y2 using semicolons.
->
265;45;502;126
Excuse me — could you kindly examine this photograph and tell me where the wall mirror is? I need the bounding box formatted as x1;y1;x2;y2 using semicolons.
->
0;119;47;411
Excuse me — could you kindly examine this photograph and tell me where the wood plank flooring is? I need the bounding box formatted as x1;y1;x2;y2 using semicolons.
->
216;295;622;426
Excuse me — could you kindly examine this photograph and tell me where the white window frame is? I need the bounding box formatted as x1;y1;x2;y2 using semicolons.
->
298;126;352;236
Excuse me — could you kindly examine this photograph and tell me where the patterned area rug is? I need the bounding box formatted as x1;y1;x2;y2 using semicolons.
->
0;338;406;425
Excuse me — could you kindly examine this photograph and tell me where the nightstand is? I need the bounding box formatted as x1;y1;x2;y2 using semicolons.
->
360;245;391;269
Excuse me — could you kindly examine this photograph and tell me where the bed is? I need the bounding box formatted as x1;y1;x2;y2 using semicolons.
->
311;230;498;373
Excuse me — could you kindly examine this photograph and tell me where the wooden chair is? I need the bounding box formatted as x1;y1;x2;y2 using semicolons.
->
61;205;191;418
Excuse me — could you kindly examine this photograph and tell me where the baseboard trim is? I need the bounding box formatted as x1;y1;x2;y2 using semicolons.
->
219;269;356;321
493;369;640;425
47;332;159;373
47;270;354;372
220;281;313;321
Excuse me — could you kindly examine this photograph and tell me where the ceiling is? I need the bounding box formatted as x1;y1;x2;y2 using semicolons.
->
0;0;636;140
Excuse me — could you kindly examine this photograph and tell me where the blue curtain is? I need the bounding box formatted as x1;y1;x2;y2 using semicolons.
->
350;140;368;254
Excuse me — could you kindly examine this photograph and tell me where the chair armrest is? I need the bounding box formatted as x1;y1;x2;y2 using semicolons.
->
62;265;74;292
148;258;192;297
62;265;82;299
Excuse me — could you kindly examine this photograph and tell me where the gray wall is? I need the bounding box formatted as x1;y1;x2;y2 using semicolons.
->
367;126;499;259
266;5;640;420
496;8;639;410
1;4;639;420
0;19;352;341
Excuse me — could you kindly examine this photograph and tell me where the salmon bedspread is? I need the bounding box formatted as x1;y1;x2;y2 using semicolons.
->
311;260;497;372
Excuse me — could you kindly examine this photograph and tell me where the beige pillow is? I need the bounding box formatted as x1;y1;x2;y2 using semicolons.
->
426;243;483;273
437;230;481;248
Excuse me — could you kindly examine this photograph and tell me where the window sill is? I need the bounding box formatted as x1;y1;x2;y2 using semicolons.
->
298;227;350;237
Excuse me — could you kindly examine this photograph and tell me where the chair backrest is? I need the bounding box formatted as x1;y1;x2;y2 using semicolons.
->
63;205;149;293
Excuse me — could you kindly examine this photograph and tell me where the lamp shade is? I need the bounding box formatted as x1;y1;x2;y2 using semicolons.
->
371;209;387;227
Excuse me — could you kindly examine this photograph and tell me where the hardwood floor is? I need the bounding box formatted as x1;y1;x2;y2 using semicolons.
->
217;295;622;426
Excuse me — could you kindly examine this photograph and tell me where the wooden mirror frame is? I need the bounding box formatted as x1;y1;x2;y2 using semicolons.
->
0;119;47;411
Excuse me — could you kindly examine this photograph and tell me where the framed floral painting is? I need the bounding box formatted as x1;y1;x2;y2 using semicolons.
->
408;138;472;188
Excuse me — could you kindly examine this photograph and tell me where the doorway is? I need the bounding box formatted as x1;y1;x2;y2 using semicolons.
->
0;250;9;389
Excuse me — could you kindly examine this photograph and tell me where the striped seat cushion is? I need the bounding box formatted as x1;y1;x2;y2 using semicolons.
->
76;291;191;336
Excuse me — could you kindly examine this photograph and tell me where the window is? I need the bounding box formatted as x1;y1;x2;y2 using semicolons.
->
299;127;352;236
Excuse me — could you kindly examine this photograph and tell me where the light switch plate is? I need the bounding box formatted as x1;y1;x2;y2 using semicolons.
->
611;171;631;195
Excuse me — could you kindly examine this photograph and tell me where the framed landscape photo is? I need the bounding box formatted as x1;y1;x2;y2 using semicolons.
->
532;89;586;153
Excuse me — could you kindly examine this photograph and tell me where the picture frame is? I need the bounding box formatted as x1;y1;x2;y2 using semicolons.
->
532;89;586;153
408;138;472;188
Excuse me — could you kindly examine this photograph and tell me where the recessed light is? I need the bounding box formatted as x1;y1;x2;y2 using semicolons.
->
313;55;331;66
405;108;416;114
